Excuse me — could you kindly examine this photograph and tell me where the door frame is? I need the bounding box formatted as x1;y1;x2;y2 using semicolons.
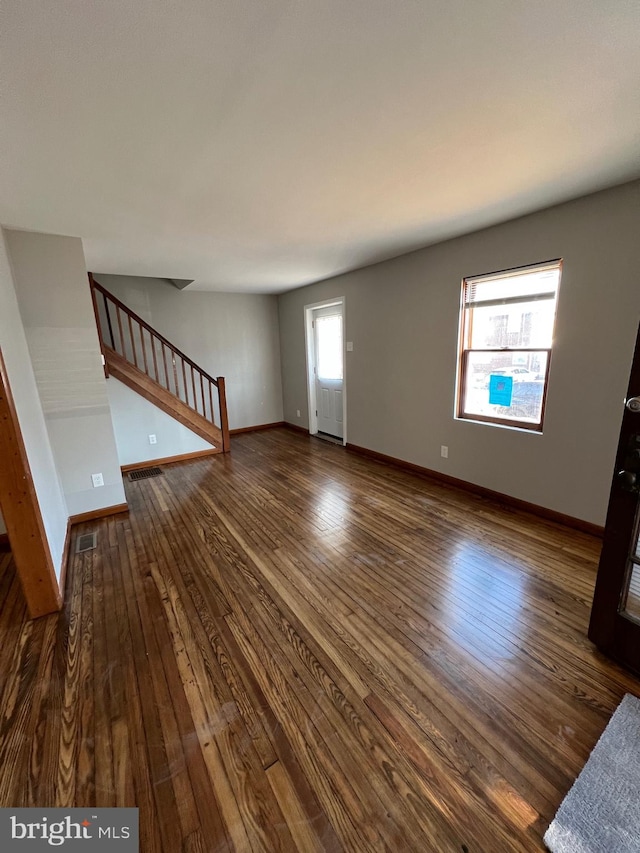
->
0;348;61;618
304;297;347;445
588;321;640;673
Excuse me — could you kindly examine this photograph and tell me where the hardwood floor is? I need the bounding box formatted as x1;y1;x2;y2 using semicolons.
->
0;427;639;851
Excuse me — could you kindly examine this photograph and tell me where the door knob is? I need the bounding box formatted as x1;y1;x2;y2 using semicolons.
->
626;396;640;413
617;470;640;494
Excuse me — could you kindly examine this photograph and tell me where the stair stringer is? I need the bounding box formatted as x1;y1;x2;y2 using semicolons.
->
105;346;224;450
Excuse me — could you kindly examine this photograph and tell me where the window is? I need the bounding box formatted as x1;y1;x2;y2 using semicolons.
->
316;314;343;380
457;260;562;431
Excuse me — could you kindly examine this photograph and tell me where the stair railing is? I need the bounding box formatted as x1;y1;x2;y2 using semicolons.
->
89;273;229;452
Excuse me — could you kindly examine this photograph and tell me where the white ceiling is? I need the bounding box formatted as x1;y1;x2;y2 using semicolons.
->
1;1;639;294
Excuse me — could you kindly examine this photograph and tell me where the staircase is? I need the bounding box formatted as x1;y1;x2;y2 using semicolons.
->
89;274;230;453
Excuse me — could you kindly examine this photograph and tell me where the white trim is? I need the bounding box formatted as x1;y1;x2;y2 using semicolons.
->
304;296;347;445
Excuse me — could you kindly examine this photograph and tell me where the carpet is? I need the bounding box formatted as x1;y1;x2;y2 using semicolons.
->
544;693;640;852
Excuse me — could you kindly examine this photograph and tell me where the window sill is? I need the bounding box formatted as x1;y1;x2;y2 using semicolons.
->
455;415;544;434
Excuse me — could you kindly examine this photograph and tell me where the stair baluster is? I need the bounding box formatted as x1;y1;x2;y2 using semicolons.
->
88;273;229;453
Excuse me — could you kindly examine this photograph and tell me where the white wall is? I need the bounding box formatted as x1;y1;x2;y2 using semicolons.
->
107;378;214;466
0;230;68;577
5;230;126;517
279;180;640;527
94;275;284;430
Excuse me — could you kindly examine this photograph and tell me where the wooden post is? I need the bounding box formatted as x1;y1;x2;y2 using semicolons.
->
88;272;110;377
217;377;230;453
0;350;61;618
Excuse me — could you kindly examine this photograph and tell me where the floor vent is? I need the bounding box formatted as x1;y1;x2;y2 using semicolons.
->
76;532;97;553
129;467;164;481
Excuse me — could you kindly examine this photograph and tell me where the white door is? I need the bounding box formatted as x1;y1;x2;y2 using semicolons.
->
313;305;344;438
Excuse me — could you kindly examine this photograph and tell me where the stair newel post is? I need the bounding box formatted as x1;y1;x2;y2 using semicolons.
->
88;273;110;377
217;377;230;453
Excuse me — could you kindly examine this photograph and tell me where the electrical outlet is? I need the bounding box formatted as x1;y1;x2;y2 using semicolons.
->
440;445;449;459
149;434;157;445
346;341;354;351
296;410;301;418
91;473;104;488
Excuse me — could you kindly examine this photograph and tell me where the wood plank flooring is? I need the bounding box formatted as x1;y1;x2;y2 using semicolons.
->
1;427;639;851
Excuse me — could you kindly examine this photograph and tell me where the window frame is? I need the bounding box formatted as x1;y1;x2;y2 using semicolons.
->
456;259;562;432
